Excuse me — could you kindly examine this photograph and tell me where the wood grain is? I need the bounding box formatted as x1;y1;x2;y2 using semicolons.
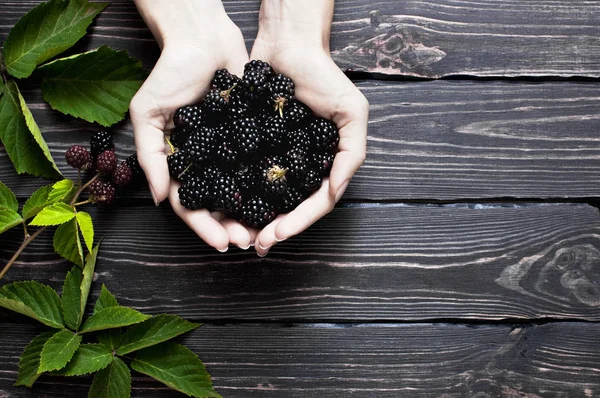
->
2;81;599;201
2;204;599;321
2;1;600;78
1;322;599;397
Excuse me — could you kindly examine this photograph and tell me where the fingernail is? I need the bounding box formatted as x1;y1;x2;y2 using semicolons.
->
149;184;159;206
237;244;250;250
257;249;269;257
275;237;285;243
217;247;229;253
335;180;350;202
259;243;272;251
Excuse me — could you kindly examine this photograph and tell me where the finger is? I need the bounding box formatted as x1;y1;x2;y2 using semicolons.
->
255;215;285;256
169;181;230;251
274;180;335;242
225;39;250;77
221;219;253;249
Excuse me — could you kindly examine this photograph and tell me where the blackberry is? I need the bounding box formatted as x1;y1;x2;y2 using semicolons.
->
241;196;277;229
126;154;143;178
235;163;258;193
214;124;238;166
268;74;294;117
283;100;311;127
113;162;133;188
88;179;116;205
65;145;90;169
260;115;286;148
90;131;114;158
227;85;252;119
167;150;191;181
211;69;240;91
260;156;289;196
169;127;191;149
96;150;117;174
244;60;274;78
299;169;322;193
241;69;268;98
173;105;203;129
286;147;309;180
178;176;212;210
287;128;314;152
312;151;335;177
213;173;243;215
183;126;217;164
309;117;339;152
279;185;307;212
232;117;261;156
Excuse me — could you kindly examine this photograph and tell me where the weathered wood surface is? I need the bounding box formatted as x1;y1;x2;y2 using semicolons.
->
1;322;599;397
2;0;600;77
2;80;600;200
2;204;599;321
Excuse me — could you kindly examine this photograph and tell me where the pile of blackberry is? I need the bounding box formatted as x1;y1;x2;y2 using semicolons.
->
65;131;143;205
168;60;339;229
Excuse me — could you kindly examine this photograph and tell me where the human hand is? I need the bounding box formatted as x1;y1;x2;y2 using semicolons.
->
250;0;369;256
130;0;256;251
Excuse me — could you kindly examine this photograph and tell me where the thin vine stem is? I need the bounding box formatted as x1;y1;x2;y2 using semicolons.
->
70;173;100;206
0;226;47;280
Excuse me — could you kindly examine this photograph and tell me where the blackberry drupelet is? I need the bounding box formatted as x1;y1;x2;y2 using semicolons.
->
65;145;90;169
232;117;261;156
212;69;240;90
96;150;117;174
90;131;114;158
113;162;133;188
241;196;277;228
167;150;191;181
178;176;212;210
184;126;217;164
310;117;339;152
173;105;203;129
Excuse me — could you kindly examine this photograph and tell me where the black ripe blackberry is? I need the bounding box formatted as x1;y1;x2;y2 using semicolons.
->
184;126;217;163
260;156;289;196
283;100;311;127
313;151;335;177
88;179;116;205
173;105;203;129
241;69;268;97
235;163;257;193
227;86;251;119
232;117;261;156
178;176;212;210
310;117;339;152
126;154;143;178
202;88;231;118
90;131;114;158
213;173;243;215
286;147;309;180
241;196;277;229
96;150;117;174
167;150;191;181
211;69;240;91
244;60;274;78
169;127;191;149
280;185;307;212
299;169;323;193
214;124;238;166
268;74;294;117
65;145;90;169
287;128;314;152
113;162;133;188
260;115;287;148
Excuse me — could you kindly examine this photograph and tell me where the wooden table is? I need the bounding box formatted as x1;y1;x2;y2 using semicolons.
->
2;1;600;397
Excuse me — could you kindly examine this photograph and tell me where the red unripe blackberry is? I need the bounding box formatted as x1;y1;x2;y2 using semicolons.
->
88;179;116;205
65;145;90;169
241;196;277;229
90;131;114;158
309;117;340;152
96;150;117;174
113;162;133;188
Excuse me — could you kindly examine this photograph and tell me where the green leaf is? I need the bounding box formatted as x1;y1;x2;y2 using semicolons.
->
80;242;101;321
39;45;147;126
0;207;23;234
97;329;123;351
15;330;58;387
80;306;150;334
0;281;64;328
53;218;84;267
0;80;61;178
62;267;83;330
3;0;108;79
58;344;113;376
48;179;75;203
89;357;130;398
131;342;221;398
30;202;75;226
0;78;4;97
39;329;82;373
93;284;119;315
76;211;94;253
0;181;18;212
116;315;200;356
22;184;53;220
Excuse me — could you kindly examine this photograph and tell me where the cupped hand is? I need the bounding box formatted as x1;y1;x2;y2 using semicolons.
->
250;40;369;256
130;15;257;251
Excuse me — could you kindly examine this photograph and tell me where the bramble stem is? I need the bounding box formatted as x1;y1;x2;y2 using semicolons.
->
70;173;100;206
0;227;47;280
22;221;29;239
74;199;94;207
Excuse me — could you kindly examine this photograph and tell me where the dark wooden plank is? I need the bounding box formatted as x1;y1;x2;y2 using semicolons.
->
1;321;599;397
2;80;600;201
2;1;600;77
2;204;600;321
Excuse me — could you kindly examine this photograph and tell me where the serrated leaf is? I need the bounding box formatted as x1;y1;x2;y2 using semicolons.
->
0;181;18;212
62;267;83;330
39;329;82;373
116;315;200;356
76;211;94;253
80;241;101;320
89;357;130;398
30;202;75;226
0;207;23;234
53;218;84;267
0;78;4;97
22;184;54;220
97;329;122;351
15;330;58;387
3;0;108;79
80;306;150;334
39;45;147;126
0;281;64;328
0;80;61;179
57;344;113;376
131;342;221;398
48;179;75;203
93;284;119;315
